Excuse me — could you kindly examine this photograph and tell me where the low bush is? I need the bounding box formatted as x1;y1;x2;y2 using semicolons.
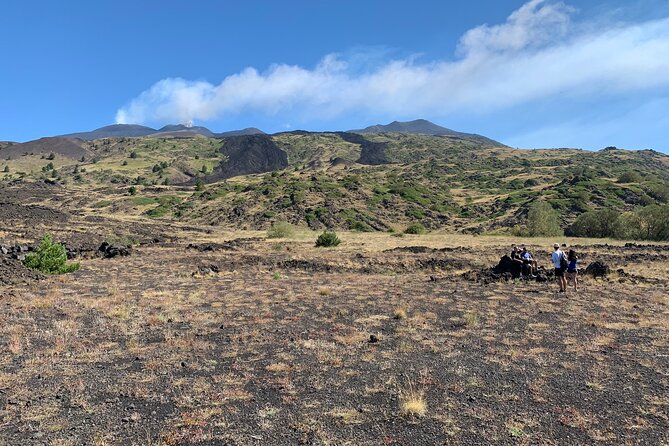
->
617;171;642;183
404;223;426;235
315;230;341;247
267;221;296;239
23;234;80;274
570;204;669;241
570;209;621;238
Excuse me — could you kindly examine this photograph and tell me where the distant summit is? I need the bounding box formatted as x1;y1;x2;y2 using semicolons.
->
57;124;265;140
62;124;156;140
350;119;504;146
215;128;266;138
154;124;215;138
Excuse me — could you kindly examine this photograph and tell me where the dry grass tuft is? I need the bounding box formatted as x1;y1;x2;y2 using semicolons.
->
266;363;292;374
399;383;427;417
464;312;480;327
393;307;408;320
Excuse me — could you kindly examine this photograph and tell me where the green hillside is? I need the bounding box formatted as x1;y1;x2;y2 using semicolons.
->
1;132;668;237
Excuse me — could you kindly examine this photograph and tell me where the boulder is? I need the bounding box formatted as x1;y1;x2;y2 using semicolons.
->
97;242;131;259
585;261;609;278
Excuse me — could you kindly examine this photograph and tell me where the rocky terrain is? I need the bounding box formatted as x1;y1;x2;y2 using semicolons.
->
0;208;668;445
0;156;667;444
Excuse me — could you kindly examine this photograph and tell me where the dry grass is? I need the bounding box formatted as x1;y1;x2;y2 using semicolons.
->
393;307;408;320
0;229;667;444
399;383;427;418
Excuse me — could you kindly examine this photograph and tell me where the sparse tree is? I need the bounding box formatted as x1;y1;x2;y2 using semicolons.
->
195;178;205;191
527;201;562;237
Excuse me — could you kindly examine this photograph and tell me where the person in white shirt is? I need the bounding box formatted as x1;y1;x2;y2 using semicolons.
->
551;243;567;293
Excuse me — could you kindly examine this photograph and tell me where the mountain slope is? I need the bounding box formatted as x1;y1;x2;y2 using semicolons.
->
0;137;91;160
61;124;157;140
351;119;504;146
2;131;668;235
201;134;288;183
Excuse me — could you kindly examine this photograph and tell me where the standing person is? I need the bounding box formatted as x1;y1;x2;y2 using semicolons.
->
566;249;578;292
551;243;567;293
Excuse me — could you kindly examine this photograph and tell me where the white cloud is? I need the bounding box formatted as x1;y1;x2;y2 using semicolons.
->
115;1;669;126
457;0;574;55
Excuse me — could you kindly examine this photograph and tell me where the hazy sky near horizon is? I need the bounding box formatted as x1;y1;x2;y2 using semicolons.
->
1;0;668;151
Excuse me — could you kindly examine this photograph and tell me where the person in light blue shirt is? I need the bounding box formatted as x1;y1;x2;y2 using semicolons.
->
551;243;567;293
520;246;538;275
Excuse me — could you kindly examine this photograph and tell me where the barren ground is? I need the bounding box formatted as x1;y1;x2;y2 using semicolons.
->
1;214;668;446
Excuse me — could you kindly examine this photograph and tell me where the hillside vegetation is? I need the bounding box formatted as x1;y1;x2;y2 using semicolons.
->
1;131;668;238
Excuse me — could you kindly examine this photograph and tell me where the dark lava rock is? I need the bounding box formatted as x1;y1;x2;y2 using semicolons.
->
97;242;131;259
195;264;220;275
0;256;45;286
337;132;390;165
494;255;522;278
197;134;288;183
585;261;610;278
535;273;549;283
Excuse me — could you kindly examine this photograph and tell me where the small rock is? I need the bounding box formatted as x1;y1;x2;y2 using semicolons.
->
369;334;379;343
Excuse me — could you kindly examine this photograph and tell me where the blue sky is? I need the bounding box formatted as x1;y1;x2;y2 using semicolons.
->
1;0;668;151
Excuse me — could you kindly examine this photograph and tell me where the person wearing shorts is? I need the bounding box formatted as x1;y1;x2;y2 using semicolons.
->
551;243;567;293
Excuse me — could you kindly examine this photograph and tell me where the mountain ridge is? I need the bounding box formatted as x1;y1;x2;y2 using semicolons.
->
350;119;504;146
46;119;503;145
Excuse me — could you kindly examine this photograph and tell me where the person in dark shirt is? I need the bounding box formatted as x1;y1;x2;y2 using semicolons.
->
510;246;524;278
566;249;578;292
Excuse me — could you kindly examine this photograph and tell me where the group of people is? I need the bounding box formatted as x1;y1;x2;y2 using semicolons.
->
510;243;578;293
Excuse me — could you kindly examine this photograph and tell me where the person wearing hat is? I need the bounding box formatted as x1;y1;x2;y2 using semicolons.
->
551;243;568;293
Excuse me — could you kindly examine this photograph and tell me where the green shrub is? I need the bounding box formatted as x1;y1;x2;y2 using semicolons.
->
570;209;621;238
634;204;669;241
267;221;296;239
617;171;642;183
195;178;205;191
404;223;426;234
92;200;112;208
570;205;669;241
351;221;374;232
647;183;669;203
23;234;80;274
315;230;341;247
526;201;562;237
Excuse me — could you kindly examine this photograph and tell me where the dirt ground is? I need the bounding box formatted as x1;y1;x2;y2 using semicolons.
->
1;224;668;446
